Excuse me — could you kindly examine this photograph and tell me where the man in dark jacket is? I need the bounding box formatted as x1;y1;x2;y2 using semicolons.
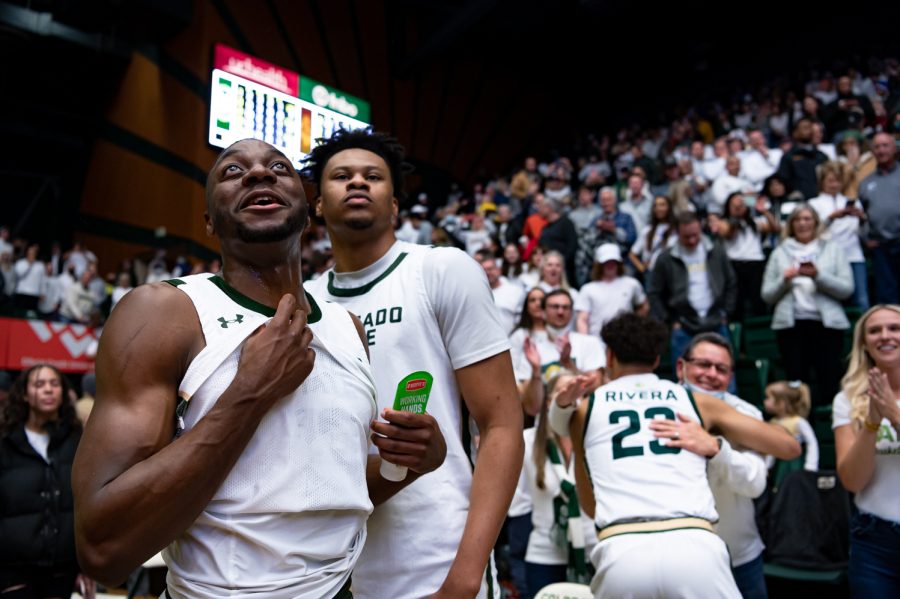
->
539;196;578;284
648;211;737;375
777;118;828;199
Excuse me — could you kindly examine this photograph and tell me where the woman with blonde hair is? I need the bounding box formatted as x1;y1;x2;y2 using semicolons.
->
536;250;579;309
761;203;853;407
833;304;900;597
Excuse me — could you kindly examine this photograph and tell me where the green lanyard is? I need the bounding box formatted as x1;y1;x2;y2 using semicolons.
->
546;439;589;584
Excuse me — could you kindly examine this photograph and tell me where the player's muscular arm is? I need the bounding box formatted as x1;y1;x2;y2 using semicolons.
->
73;288;315;586
571;399;596;520
434;351;524;598
694;392;801;460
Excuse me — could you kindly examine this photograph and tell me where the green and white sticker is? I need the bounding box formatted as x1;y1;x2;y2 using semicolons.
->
380;371;433;482
392;371;433;414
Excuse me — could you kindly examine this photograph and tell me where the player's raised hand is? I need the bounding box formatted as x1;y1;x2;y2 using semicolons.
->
551;373;592;408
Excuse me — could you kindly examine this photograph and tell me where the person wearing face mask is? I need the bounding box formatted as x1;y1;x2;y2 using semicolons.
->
546;314;799;599
762;204;854;408
675;334;770;599
514;290;605;397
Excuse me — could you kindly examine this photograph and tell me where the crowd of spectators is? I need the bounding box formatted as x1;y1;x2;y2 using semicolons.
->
1;54;899;599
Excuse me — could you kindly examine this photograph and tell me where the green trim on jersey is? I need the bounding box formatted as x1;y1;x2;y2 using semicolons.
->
165;278;186;287
685;388;704;428
485;560;494;598
207;275;322;323
326;252;409;297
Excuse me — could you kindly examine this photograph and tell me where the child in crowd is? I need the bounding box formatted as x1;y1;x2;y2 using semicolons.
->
764;381;820;480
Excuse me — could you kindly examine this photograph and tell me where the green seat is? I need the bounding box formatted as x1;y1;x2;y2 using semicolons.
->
735;357;769;410
728;322;742;356
813;405;836;470
843;306;865;357
763;562;846;584
742;316;779;360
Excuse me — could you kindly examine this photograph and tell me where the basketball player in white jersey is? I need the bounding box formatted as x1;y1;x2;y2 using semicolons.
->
72;139;446;598
304;129;524;598
548;313;799;598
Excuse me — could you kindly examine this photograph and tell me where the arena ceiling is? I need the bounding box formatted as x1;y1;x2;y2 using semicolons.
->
0;0;895;245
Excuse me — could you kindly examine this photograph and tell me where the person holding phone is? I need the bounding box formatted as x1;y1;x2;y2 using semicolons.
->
761;204;854;408
809;162;869;309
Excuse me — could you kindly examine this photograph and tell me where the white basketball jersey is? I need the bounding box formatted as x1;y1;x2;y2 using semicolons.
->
162;274;376;599
583;373;718;529
307;241;507;599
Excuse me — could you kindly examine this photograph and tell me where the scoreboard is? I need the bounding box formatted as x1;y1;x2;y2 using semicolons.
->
208;44;370;167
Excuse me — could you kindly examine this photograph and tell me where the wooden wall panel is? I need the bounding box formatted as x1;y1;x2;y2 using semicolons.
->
163;1;236;82
80;141;206;241
317;0;365;97
276;0;335;86
105;54;210;168
413;63;443;162
352;0;390;130
431;59;471;172
223;0;295;70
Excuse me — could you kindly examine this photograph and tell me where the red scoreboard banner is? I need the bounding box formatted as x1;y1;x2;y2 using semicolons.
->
0;317;97;373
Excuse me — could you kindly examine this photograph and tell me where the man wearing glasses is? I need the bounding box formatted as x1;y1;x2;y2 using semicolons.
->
512;290;605;396
675;333;770;599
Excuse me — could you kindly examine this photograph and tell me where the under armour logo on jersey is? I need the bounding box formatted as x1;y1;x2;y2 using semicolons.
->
218;314;244;328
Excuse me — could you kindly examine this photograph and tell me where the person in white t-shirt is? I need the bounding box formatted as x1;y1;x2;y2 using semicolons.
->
509;287;551;417
709;156;753;216
575;244;647;338
833;305;900;597
809;162;868;310
38;262;64;319
710;192;779;320
478;252;525;335
500;243;526;285
512;289;605;417
740;129;783;191
628;195;677;278
13;244;44;312
517;246;543;290
304;129;523;599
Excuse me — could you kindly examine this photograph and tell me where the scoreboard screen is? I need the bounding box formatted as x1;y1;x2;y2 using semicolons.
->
208;44;370;167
